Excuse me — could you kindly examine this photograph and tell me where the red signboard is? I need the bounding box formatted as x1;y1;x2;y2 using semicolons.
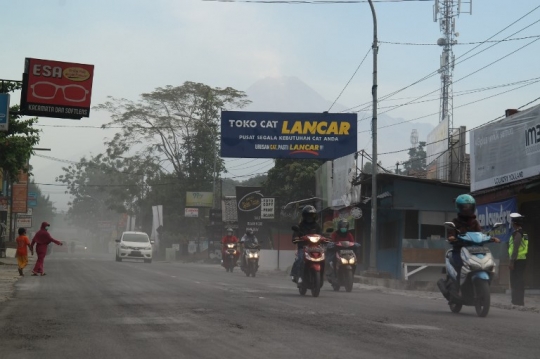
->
20;58;94;119
12;171;28;214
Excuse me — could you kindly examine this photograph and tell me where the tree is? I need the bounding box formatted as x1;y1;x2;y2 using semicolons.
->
362;161;383;175
0;81;40;182
263;159;324;211
401;141;427;175
28;181;56;227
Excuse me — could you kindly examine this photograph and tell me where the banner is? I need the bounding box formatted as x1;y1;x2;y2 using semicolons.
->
0;93;9;131
20;58;94;119
331;153;360;208
221;111;357;159
235;186;270;241
186;192;213;207
12;171;29;213
471;104;540;192
151;205;163;243
476;197;517;243
426;118;449;181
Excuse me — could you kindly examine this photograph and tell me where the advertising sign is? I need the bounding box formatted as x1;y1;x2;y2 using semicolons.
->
186;191;213;208
28;192;38;207
261;198;275;220
0;93;9;131
16;215;32;229
426;118;449;181
471;105;540;191
221;111;357;159
185;208;199;218
12;171;28;213
331;153;360;208
476;198;517;243
20;58;94;119
236;186;270;241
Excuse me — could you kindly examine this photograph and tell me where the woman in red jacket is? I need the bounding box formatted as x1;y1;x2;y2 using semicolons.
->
30;222;63;276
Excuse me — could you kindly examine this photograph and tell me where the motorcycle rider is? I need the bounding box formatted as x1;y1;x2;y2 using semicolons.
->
326;219;358;278
221;227;239;267
240;228;259;269
446;194;500;297
291;205;322;283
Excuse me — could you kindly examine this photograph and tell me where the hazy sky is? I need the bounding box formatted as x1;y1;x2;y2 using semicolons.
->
2;0;539;211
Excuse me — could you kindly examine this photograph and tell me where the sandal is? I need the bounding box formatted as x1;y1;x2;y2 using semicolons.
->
41;273;47;276
31;273;38;276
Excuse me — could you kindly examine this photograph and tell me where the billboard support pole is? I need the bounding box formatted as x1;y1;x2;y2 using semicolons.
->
368;0;379;274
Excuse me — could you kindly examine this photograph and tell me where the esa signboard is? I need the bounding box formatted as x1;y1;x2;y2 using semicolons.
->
221;111;357;159
20;58;95;119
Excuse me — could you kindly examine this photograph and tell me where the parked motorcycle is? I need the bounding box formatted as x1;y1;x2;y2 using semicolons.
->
222;243;239;272
292;226;330;298
437;221;501;317
326;240;359;292
241;243;260;277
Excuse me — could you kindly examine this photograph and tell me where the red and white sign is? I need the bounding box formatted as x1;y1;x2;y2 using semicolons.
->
185;208;199;218
21;58;94;119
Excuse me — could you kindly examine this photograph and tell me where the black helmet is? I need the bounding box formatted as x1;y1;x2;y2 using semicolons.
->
302;205;317;224
337;219;349;230
455;194;476;217
245;228;254;236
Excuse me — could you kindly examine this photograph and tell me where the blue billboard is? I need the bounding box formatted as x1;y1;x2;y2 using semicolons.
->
0;94;10;132
221;111;357;159
476;197;517;243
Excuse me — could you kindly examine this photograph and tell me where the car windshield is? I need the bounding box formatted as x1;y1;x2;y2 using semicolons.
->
122;233;149;243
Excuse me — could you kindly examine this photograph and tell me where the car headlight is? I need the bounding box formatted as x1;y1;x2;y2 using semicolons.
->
341;258;348;264
120;244;128;249
145;246;152;250
349;258;356;264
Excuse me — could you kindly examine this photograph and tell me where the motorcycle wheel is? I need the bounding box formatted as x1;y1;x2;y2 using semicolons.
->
332;284;340;291
449;302;462;314
311;271;321;297
245;270;250;277
251;272;256;277
475;281;491;318
344;270;354;292
299;286;307;296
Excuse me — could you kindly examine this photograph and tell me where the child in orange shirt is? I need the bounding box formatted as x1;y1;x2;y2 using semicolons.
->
16;228;33;276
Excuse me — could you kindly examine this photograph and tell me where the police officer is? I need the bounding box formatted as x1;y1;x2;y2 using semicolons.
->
509;213;528;306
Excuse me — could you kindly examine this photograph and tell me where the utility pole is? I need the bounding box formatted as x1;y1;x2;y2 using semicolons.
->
368;0;378;274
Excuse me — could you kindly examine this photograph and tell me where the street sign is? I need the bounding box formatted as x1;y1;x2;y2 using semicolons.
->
185;208;199;218
16;214;32;228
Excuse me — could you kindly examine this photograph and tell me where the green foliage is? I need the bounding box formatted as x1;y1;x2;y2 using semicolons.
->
221;174;268;196
0;84;41;181
401;141;427;175
28;181;56;227
262;159;324;211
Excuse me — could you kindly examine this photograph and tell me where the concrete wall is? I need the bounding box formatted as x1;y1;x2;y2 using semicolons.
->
258;249;296;272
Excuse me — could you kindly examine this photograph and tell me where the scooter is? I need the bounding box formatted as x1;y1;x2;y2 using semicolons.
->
326;240;359;292
221;243;239;272
292;226;330;298
437;221;501;317
241;243;260;277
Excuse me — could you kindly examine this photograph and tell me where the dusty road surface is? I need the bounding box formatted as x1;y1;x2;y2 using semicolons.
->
0;253;539;359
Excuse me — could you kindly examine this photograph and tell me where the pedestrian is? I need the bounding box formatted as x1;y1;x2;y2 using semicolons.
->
508;213;528;306
15;228;33;276
30;222;63;276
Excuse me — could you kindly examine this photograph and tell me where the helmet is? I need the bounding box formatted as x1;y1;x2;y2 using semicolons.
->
226;227;233;235
510;213;525;225
245;228;254;236
302;205;317;224
338;219;349;231
455;194;476;217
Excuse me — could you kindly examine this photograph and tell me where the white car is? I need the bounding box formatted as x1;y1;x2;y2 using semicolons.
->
115;231;153;263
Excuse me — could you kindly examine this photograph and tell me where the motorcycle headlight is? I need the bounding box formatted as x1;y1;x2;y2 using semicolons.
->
248;253;254;258
341;258;348;264
308;236;318;243
254;253;259;258
349;258;356;264
227;244;234;248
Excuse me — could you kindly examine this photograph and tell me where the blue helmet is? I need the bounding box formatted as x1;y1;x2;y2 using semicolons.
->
455;194;476;216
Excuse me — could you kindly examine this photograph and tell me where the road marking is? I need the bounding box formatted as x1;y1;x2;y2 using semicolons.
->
384;324;441;330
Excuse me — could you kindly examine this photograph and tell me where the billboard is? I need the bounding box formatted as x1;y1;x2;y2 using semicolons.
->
0;93;9;131
12;171;28;213
426;118;449;181
476;198;516;243
221;111;357;159
20;58;94;119
471;105;540;192
186;192;213;207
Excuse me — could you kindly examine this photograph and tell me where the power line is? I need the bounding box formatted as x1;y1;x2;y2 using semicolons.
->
202;0;434;3
328;47;371;112
379;35;540;46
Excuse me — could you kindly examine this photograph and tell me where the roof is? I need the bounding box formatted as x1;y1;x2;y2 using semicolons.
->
356;172;469;189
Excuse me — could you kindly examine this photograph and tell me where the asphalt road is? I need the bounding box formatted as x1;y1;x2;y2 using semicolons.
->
0;253;539;359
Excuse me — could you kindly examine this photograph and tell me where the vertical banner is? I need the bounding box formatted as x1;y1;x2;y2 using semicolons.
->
235;186;270;241
12;171;29;214
0;93;9;131
151;205;163;243
476;198;517;243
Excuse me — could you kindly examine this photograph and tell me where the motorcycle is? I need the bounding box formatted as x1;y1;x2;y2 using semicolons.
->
222;243;239;272
326;239;359;292
437;221;501;317
292;226;330;298
241;243;260;277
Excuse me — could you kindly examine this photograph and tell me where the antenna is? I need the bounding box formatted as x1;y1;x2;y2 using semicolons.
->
434;0;472;180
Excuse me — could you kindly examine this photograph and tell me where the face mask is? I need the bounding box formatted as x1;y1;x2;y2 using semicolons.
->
45;226;50;231
340;228;347;233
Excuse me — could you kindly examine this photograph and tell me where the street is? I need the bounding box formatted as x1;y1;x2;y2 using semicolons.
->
0;253;539;359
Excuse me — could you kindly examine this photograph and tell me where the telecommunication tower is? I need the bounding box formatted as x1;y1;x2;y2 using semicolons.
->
434;0;472;181
410;129;419;148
